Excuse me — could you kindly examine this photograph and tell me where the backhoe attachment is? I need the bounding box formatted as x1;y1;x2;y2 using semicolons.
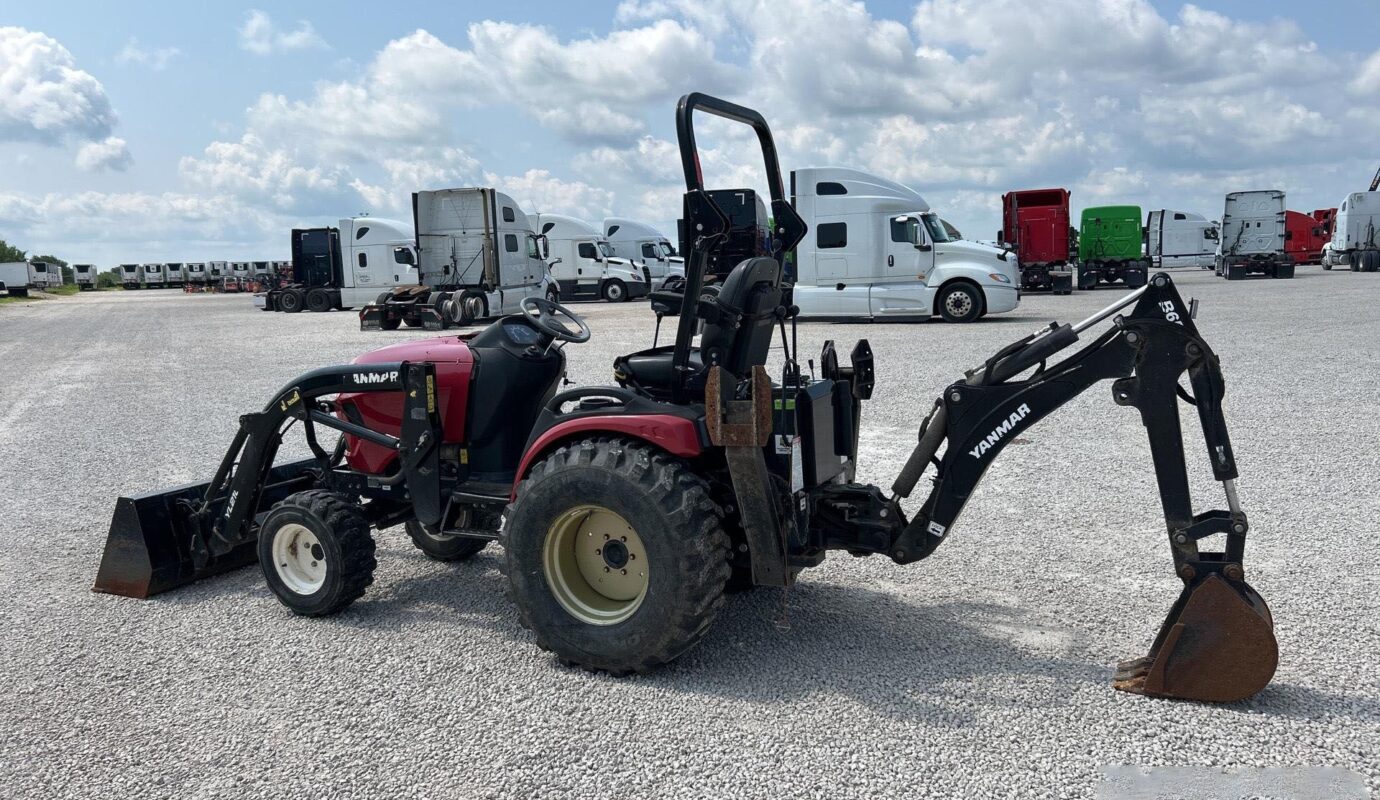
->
887;273;1277;702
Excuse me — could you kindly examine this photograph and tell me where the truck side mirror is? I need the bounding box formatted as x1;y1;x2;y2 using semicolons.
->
550;258;563;266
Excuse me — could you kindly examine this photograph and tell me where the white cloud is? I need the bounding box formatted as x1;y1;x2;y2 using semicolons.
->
75;136;131;171
489;169;616;221
179;133;341;208
238;10;328;55
0;26;118;144
1352;49;1380;95
115;38;181;71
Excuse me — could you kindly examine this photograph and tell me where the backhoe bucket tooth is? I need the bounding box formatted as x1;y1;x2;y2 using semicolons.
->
1113;574;1277;703
92;459;318;599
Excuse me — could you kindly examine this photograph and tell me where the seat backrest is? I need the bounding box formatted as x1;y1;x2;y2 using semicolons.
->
699;256;782;377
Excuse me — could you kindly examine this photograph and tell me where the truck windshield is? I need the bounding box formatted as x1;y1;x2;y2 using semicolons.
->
921;214;954;244
658;242;675;258
598;242;615;259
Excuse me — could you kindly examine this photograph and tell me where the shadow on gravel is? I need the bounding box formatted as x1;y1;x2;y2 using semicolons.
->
1244;682;1380;724
655;581;1105;725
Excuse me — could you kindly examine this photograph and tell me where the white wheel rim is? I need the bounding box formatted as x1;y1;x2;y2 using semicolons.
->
946;291;973;316
609;285;623;300
272;523;326;594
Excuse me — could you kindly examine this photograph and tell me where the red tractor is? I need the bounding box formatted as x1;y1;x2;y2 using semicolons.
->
95;95;1277;703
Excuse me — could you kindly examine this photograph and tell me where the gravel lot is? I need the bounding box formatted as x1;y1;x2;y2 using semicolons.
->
2;270;1377;799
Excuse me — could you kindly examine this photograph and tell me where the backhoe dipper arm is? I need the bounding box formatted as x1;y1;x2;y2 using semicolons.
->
886;273;1276;702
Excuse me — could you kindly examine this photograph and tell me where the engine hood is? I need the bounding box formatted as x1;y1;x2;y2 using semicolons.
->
941;238;1008;261
353;335;474;365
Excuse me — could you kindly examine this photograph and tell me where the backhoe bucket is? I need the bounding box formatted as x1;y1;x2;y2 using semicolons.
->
92;459;318;599
1113;573;1277;703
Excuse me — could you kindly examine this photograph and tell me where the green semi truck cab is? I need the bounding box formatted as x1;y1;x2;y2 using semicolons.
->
1077;205;1148;289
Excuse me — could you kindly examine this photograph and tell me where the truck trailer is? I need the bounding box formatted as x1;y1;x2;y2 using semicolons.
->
531;214;647;302
1217;191;1292;280
360;187;558;330
999;188;1074;294
791;167;1019;322
142;263;166;288
164;262;186;287
73;264;98;290
1078;206;1148;289
259;217;418;313
118;264;141;289
1144;210;1218;270
0;262;30;296
185;263;208;286
1330;192;1379;272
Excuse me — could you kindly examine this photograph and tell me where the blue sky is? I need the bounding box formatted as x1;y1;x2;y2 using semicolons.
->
2;0;1378;262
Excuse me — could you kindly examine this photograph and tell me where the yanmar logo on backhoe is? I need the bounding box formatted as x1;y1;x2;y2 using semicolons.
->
969;403;1031;459
352;370;399;385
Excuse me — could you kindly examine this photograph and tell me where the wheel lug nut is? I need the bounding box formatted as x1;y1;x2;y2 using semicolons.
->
621;569;627;575
595;548;601;555
604;567;610;573
628;553;635;560
620;536;627;542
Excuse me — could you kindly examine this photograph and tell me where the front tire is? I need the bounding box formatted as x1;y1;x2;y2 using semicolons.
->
258;491;376;616
502;438;731;674
936;282;983;323
602;279;627;303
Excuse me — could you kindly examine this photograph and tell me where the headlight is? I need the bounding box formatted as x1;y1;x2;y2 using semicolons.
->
987;273;1012;283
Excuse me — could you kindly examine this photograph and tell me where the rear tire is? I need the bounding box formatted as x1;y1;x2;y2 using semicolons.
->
602;279;627;303
1363;250;1380;273
936;282;983;323
1349;252;1360;272
306;289;333;312
278;289;305;313
502;438;731;674
258;490;376;616
405;519;488;562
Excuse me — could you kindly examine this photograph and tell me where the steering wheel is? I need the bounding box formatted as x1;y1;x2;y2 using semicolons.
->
521;296;592;344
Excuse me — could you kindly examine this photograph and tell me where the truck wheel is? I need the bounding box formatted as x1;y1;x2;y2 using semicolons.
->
258;490;376;616
1363;251;1380;273
278;289;305;313
380;317;402;330
602;279;627;302
502;437;731;674
403;317;423;328
937;282;983;323
405;519;489;562
306;289;333;312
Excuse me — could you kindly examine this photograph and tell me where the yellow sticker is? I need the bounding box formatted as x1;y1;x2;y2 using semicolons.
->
459;448;468;464
426;375;436;413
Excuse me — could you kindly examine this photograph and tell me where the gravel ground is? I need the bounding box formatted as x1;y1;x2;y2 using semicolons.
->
1;270;1377;799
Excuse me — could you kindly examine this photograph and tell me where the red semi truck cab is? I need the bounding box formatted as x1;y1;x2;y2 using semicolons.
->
1284;210;1328;265
1000;188;1073;293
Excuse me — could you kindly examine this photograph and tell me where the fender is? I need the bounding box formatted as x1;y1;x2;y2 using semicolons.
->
511;414;705;499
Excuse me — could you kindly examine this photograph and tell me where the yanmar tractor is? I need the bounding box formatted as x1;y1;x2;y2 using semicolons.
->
95;94;1278;702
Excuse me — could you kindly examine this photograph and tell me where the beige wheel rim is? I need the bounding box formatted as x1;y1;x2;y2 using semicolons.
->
542;505;648;625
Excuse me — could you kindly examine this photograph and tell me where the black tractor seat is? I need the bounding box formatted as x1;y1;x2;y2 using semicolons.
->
614;256;784;401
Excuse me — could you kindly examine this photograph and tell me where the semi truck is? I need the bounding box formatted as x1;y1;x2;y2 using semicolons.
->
73;264;98;290
1077;206;1148;289
0;262;30;296
1145;210;1218;269
999;188;1074;294
360;187;558;330
258;217;418;313
119;264;141;289
1283;210;1327;266
230;262;251;282
531;214;648;302
604;217;682;284
1329;191;1379;272
1216;190;1293;280
164;262;186;287
208;261;228;282
791;167;1019;322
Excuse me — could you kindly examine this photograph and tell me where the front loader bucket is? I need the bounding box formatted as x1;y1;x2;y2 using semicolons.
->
1113;574;1278;703
93;459;318;598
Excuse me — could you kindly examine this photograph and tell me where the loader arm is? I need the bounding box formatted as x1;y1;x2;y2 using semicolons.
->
93;362;443;599
884;273;1276;702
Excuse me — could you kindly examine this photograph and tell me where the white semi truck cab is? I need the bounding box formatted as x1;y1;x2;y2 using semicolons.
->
531;214;648;302
604;217;681;284
791;167;1018;322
